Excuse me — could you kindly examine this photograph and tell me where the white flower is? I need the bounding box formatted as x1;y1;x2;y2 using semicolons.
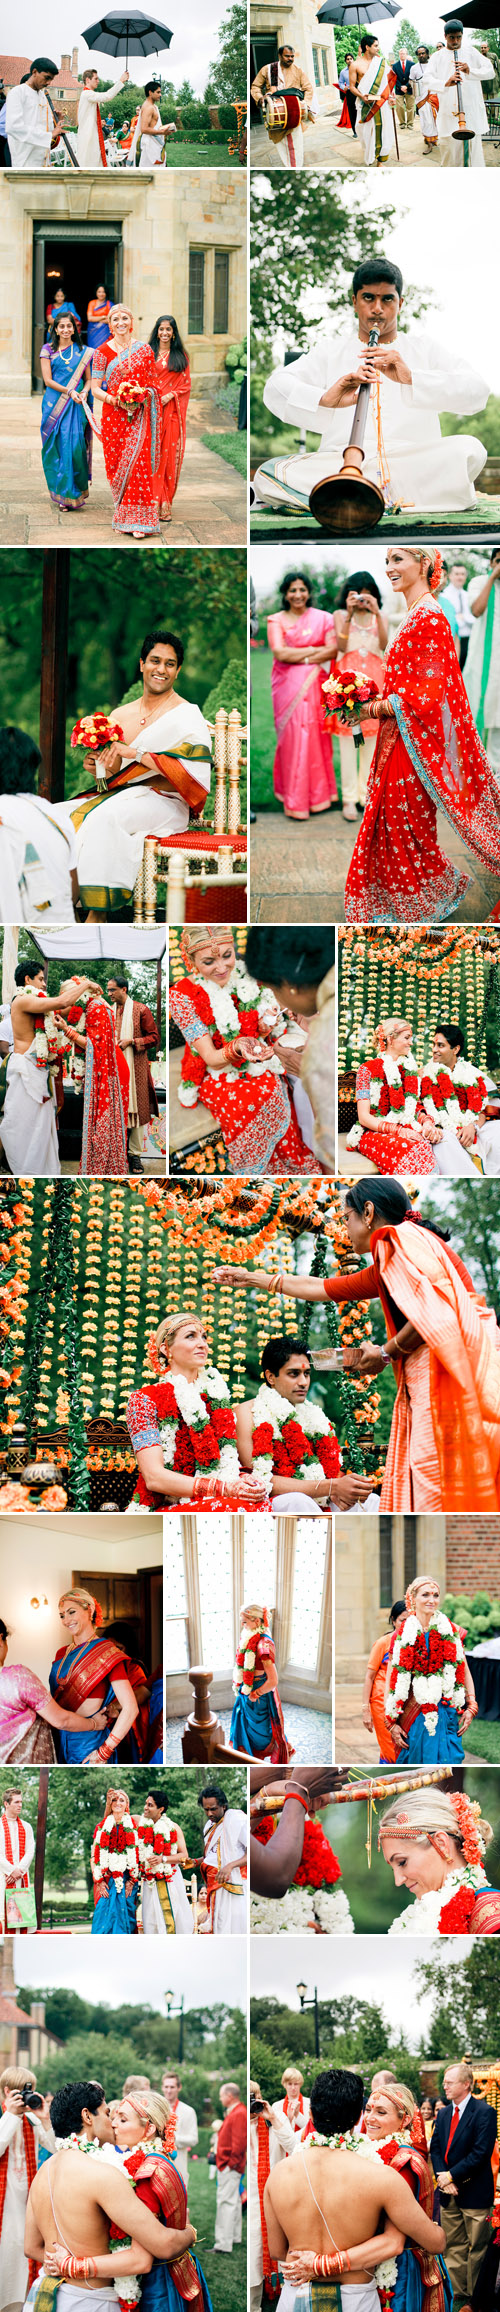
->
202;1365;231;1404
388;1864;486;1935
375;2259;398;2287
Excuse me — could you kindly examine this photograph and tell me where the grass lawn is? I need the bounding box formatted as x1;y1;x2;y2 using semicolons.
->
463;1721;500;1764
202;432;247;476
250;644;341;809
164;142;231;166
187;2158;246;2312
251;500;500;542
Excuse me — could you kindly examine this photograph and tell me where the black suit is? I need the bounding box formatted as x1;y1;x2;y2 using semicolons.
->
430;2096;497;2309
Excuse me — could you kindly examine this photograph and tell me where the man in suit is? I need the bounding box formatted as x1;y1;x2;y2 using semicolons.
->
430;2057;497;2311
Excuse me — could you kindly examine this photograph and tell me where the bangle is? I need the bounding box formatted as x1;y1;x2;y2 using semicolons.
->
267;1270;284;1294
313;2251;351;2277
283;1788;308;1810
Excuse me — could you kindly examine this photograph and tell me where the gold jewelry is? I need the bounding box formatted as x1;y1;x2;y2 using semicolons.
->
268;1271;284;1293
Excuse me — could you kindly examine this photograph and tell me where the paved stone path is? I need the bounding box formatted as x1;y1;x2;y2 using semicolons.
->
250;110;500;171
0;394;245;547
249;806;500;923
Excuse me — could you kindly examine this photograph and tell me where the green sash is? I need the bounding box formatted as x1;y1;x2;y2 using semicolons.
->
360;55;386;117
476;581;495;741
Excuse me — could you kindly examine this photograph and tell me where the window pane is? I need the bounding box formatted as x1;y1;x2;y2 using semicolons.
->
289;1521;326;1670
189;251;205;334
198;1514;234;1671
164;1617;189;1674
379;1516;393;1610
244;1513;277;1610
164;1517;188;1673
404;1517;417;1588
214;251;229;335
322;48;330;78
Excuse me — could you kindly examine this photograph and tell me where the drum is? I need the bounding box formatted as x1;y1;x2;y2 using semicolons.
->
264;89;304;142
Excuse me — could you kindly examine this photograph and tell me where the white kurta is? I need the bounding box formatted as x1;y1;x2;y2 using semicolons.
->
1;1049;60;1177
0;2109;46;2308
429;1122;500;1176
76;78;126;167
5;82;53;168
464;575;500;772
258;326;489;511
141;1867;194;1935
356;59;396;165
433;39;494;165
54;701;212;902
412;62;438;141
203;1807;247;1933
250;2110;295;2291
0;795;76;926
271;2096;310;2137
169;2100;198;2189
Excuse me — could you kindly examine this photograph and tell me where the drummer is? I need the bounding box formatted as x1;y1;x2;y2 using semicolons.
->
250;42;316;168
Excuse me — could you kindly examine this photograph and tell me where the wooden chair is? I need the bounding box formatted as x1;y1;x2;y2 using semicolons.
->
133;708;248;924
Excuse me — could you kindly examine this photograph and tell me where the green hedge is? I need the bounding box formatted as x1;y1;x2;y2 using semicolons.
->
443;1590;500;1649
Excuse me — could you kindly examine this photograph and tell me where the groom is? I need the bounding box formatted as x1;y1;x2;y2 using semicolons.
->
53;630;212;917
419;1022;500;1176
265;2066;447;2308
236;1335;374;1514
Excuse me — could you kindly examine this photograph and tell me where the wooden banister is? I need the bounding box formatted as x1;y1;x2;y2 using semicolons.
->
181;1665;250;1765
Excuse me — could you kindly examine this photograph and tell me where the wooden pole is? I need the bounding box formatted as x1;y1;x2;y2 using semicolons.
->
39;551;70;801
35;1769;49;1931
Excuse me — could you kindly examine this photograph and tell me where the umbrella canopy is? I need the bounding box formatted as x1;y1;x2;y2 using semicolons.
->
442;2;497;21
82;10;173;65
318;0;400;19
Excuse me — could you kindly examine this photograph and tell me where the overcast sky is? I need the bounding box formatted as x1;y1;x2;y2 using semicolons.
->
15;1937;246;2011
255;173;500;391
4;2;225;97
251;1934;472;2048
250;540;491;603
345;8;488;52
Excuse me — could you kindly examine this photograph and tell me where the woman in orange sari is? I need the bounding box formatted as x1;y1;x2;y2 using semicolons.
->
149;315;191;524
362;1599;405;1762
214;1178;500;1513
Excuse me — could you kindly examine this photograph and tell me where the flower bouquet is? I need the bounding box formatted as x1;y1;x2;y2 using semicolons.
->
71;713;124;793
321;669;379;749
114;379;147;423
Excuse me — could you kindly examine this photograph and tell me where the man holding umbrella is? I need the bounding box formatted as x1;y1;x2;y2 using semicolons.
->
77;64;130;165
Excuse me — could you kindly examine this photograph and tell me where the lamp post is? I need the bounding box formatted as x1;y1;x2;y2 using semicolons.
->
296;1980;320;2058
164;1988;185;2061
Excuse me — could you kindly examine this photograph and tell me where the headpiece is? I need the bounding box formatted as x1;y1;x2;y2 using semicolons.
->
109;304;133;327
378;1789;487;1864
179;927;234;973
60;1585;103;1628
420;547;444;595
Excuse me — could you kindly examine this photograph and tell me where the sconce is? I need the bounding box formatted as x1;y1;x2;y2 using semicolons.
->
30;1596;49;1611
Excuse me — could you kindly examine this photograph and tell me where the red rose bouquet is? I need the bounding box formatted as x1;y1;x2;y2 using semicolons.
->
71;713;124;752
114;379;147;422
322;669;379;747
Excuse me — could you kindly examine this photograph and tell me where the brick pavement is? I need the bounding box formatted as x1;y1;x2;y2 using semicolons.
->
0;394;245;547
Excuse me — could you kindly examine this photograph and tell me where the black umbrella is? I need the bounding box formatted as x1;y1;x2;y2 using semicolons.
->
82;9;173;69
442;1;497;20
318;0;400;20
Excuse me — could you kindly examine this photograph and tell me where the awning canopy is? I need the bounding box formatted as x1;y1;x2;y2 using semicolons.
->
28;928;166;961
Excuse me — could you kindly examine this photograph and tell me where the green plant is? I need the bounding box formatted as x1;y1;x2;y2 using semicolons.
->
203;658;247;721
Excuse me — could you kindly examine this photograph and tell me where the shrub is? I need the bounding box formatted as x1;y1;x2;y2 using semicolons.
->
203;658;247;722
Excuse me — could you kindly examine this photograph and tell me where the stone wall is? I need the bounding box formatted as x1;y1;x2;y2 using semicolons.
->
0;169;246;394
335;1514;447;1679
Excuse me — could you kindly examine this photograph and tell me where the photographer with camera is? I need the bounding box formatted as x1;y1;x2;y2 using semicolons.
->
0;2065;54;2311
250;2080;295;2312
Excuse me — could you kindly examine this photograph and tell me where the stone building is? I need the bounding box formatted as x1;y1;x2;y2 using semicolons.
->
0;169;246;395
0;1943;61;2072
250;0;337;108
335;1514;447;1687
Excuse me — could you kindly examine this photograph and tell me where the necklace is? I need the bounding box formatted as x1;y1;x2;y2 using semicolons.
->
138;697;169;728
59;347;74;368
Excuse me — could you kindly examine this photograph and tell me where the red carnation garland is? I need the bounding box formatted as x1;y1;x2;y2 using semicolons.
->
253;1813;341;1892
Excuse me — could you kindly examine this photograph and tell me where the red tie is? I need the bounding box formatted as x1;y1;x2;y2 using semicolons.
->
446;2104;461;2156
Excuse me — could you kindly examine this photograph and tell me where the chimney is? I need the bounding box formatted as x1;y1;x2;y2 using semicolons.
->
31;2002;45;2027
61;53;70;70
72;46;78;74
0;1943;16;1997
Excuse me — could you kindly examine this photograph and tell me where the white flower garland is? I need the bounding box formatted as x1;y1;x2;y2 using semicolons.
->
251;1380;338;1489
250;1886;354;1935
388;1862;487;1936
91;1811;138;1891
386;1611;465;1737
419;1056;484;1131
159;1365;240;1489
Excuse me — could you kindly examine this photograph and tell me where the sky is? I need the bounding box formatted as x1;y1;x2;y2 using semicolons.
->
2;2;225;98
250;1934;472;2048
15;1936;247;2010
254;172;500;392
346;7;487;53
250;540;491;602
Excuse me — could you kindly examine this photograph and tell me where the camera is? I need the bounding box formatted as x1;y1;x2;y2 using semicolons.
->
250;2094;265;2115
21;2088;44;2112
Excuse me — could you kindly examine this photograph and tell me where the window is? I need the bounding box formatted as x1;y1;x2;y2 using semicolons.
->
197;1515;234;1672
321;48;331;82
312;46;321;85
188;250;205;334
164;1515;189;1673
379;1516;393;1609
244;1513;277;1609
214;251;229;335
404;1517;417;1588
289;1520;327;1671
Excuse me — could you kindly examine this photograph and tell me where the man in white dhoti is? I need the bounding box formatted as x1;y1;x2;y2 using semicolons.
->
76;66;129;168
0;2061;54;2312
464;549;500;774
264;2068;447;2312
0;1788;35;1933
198;1785;248;1933
137;1791;193;1934
254;255;489;515
126;80;167;167
250;45;315;170
411;46;439;149
355;36;396;166
1;963;85;1179
419;1022;500;1176
433;19;494;166
0;727;78;926
161;2073;198;2186
5;60;61;169
52;629;212;918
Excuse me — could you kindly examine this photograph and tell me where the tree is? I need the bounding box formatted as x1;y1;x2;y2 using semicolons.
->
441;398;500;458
204;2;246;104
415;1943;500;2059
390;19;421;55
250;173;431;367
420;1180;500;1321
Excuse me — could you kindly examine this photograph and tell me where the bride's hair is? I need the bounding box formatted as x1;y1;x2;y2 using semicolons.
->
374;1017;412;1053
379;1787;492;1854
58;1585;102;1625
378;2080;416;2126
153;1310;202;1365
126;2089;173;2142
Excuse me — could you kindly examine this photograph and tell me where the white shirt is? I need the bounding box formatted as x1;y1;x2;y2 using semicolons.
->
432;39;493;136
5;82;53;167
440;582;474;637
168;2099;198;2189
264;325;490;454
0;795;77;923
76;76;125;167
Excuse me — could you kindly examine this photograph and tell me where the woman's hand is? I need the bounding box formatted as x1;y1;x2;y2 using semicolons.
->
362;1704;374;1732
231;1474;269;1503
213;1264;250;1288
345;1344;388;1376
282;2253;316;2282
231;1036;266;1063
44;2249;68;2276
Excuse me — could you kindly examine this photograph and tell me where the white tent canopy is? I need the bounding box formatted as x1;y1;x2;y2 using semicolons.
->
27;928;166;960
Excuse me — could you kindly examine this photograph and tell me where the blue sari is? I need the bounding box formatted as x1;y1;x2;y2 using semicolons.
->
404;1636;464;1765
49;1637;120;1764
230;1670;287;1760
92;1878;139;1935
41;343;92;506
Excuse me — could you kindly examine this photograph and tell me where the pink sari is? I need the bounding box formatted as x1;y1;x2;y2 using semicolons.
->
268;609;338;816
0;1664;55;1763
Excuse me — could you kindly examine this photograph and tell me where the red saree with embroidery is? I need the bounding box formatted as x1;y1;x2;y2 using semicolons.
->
80;996;129;1175
93;340;161;536
345;598;500;924
155;357;191;515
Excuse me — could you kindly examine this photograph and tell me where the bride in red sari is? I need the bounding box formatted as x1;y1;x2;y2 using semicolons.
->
62;983;129;1174
91;305;161;538
149;314;191;524
345;547;500;924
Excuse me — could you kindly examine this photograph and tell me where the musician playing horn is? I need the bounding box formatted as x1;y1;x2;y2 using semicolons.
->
432;18;494;169
253;256;489;516
355;35;397;167
250;42;315;169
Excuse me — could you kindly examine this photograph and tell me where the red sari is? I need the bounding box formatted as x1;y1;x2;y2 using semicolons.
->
155;356;191;515
81;996;129;1175
345;598;500;923
93;339;161;536
170;977;312;1173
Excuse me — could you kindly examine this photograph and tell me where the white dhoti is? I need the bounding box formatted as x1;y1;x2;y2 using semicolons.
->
56;789;188;903
278;2287;380;2312
356;63;396;165
214;2167;243;2250
1;1050;60;1176
254;434;485;514
141;1869;194;1934
270;123;304;167
271;1490;324;1513
431;1122;500;1176
441;129;485;165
